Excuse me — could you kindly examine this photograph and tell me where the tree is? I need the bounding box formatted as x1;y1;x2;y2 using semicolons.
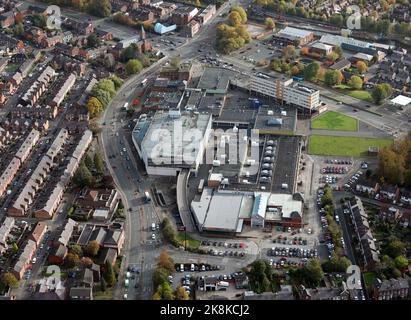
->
265;17;275;30
86;97;104;118
304;61;320;81
104;261;116;286
175;286;189;300
231;6;247;23
73;163;94;187
87;34;100;48
327;52;339;62
137;53;150;67
80;257;93;267
372;83;393;104
102;175;115;188
153;267;170;288
356;61;368;73
85;240;100;257
32;14;47;29
228;11;242;26
305;258;324;285
125;59;143;75
324;70;343;86
282;45;296;60
158;250;175;273
394;255;408;270
66;253;80;268
70;245;83;257
88;0;112;17
348;75;363;89
94;152;104;175
13;23;24;36
84;154;94;171
12;242;18;253
1;273;18;288
291;65;300;76
100;277;107;292
334;46;343;59
120;43;139;62
109;75;124;90
385;239;405;258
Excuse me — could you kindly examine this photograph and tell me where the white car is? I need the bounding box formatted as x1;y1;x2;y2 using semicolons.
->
151;234;156;240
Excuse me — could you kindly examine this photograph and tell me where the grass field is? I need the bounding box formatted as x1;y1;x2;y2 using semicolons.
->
311;111;358;131
308;135;393;157
346;90;373;102
363;272;377;292
177;233;201;249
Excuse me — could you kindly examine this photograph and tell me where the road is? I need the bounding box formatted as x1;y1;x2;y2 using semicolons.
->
99;0;254;300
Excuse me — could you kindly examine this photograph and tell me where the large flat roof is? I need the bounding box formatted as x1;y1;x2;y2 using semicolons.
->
197;67;233;91
191;188;253;232
141;111;211;164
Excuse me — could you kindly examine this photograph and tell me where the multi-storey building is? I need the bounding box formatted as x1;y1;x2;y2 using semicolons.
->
250;73;320;113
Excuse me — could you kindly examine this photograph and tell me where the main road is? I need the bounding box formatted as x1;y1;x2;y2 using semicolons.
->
99;0;253;300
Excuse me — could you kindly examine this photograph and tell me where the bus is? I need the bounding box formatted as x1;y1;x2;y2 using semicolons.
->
144;191;151;203
198;179;205;193
141;78;147;86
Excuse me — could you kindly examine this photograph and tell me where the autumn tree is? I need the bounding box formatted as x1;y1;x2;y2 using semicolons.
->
282;45;296;60
356;61;368;73
324;70;343;86
265;17;275;30
85;240;100;257
348;75;363;89
175;286;189;300
80;257;94;267
66;253;80;268
1;273;18;288
228;11;242;26
231;6;247;23
70;245;83;257
158;250;175;273
334;46;343;59
86;97;104;118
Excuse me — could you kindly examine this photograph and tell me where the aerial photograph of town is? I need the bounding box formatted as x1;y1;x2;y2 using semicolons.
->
0;0;410;307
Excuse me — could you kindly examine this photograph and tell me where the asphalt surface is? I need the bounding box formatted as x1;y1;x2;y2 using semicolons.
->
99;0;254;300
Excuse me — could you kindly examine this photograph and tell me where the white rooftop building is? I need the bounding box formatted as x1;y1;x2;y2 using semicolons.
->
132;110;212;176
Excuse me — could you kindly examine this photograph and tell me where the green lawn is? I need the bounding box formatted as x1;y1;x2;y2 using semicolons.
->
94;285;114;300
311;111;358;131
363;272;377;292
308;135;393;157
346;90;373;102
177;233;201;249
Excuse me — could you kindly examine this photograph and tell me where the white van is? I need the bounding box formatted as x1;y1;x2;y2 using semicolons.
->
190;264;195;272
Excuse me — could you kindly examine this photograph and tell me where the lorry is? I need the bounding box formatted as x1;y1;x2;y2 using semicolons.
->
141;78;148;86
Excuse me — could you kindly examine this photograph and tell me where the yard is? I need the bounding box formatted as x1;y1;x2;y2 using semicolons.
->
308;135;393;157
311;111;358;131
363;272;377;292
